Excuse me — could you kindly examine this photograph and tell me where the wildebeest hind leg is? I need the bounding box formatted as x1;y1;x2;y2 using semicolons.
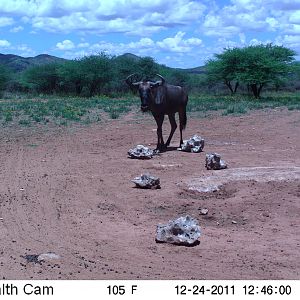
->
165;114;177;147
178;108;186;148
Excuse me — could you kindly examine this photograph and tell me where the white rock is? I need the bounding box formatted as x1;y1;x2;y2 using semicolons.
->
178;135;205;153
132;174;161;189
156;215;201;246
200;208;209;215
128;145;155;159
37;252;60;262
205;153;227;170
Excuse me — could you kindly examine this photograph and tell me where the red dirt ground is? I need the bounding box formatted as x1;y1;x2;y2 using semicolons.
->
0;108;299;280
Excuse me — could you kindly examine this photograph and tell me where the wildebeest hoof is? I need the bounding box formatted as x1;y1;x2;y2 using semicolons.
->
157;144;167;152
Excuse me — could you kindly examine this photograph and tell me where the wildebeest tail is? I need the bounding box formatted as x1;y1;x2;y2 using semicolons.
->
182;106;187;129
182;94;188;129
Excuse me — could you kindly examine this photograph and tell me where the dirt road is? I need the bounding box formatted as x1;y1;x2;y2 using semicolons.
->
0;109;299;279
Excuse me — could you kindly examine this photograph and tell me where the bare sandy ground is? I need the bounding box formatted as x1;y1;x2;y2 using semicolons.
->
0;108;299;279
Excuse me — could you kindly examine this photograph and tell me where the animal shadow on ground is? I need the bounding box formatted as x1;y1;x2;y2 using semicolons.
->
164;146;178;152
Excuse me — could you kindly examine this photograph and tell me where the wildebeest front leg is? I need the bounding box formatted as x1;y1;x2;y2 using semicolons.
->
165;113;177;147
154;114;165;151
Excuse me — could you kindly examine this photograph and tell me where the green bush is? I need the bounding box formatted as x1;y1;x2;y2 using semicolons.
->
0;64;10;95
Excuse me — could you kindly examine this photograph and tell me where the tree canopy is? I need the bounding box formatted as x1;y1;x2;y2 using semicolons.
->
206;44;296;98
21;63;59;93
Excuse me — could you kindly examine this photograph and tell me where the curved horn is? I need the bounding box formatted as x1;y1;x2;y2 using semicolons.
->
125;73;141;87
155;74;165;85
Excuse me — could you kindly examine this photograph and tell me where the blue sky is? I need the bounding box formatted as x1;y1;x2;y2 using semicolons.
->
0;0;299;68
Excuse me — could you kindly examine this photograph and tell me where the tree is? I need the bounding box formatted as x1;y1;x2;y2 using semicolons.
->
21;63;59;93
206;48;242;95
0;64;10;94
58;60;86;95
111;55;139;93
79;53;114;97
205;44;296;98
136;56;159;80
236;44;296;98
113;55;159;94
289;62;300;90
168;70;191;88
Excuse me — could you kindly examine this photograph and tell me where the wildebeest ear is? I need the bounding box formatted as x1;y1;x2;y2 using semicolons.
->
154;87;165;105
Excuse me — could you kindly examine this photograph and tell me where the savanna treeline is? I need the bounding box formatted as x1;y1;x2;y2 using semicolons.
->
0;44;299;98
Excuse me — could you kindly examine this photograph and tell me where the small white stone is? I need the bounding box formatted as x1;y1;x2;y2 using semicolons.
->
200;208;209;215
37;252;60;262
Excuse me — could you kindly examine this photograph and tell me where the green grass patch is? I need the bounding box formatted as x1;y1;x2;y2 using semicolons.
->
0;95;138;126
4;111;13;122
222;102;248;115
187;92;300;116
0;92;299;127
19;119;31;126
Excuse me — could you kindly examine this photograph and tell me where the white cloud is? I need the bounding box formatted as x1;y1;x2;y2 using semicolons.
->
86;38;157;57
202;0;300;38
203;13;240;37
203;14;221;28
266;0;300;11
126;38;155;51
55;32;203;64
232;0;300;11
15;44;36;56
275;35;300;50
31;14;161;35
186;37;203;46
239;33;246;44
77;42;89;48
56;39;75;50
10;25;24;32
216;37;240;49
249;38;263;45
284;24;300;35
0;0;206;36
157;31;202;52
265;17;279;30
278;35;300;44
0;0;56;17
0;16;14;27
289;11;300;24
0;39;11;47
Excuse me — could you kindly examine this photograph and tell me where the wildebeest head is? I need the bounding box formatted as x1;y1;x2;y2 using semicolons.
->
126;74;165;112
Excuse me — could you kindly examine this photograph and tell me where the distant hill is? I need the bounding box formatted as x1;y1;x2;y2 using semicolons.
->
117;53;206;74
177;65;206;74
186;66;206;74
118;53;142;62
0;52;205;74
0;53;66;72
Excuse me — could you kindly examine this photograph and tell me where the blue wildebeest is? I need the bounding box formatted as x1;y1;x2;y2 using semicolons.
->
126;74;188;151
